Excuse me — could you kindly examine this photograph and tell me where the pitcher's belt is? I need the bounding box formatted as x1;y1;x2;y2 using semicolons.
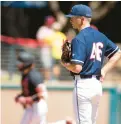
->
74;75;100;80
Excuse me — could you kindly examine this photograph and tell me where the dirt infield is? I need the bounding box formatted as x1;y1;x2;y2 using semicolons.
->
1;89;109;124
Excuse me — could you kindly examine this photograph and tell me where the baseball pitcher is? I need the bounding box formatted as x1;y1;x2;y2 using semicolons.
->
61;4;121;124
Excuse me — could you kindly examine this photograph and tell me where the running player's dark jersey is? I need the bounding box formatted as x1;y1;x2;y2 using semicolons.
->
71;27;120;76
21;69;43;96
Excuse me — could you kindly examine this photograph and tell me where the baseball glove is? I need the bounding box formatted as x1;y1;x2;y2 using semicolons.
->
61;41;71;63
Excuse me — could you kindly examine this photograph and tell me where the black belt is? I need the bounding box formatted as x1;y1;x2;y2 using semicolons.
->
74;75;101;80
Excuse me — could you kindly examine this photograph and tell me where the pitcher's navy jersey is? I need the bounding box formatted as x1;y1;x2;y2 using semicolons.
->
71;27;120;76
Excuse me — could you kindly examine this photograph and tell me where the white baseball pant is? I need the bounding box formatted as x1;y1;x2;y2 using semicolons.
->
20;99;48;124
73;76;102;124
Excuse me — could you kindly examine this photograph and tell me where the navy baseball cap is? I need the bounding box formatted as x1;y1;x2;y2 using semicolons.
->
66;4;92;18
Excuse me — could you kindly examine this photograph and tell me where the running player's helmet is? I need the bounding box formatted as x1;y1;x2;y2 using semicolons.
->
17;51;34;71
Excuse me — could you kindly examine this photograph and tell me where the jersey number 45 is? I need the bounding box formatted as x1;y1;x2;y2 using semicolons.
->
90;42;103;62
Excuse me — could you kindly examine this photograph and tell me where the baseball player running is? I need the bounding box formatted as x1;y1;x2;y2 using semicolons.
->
61;4;121;124
15;51;48;124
